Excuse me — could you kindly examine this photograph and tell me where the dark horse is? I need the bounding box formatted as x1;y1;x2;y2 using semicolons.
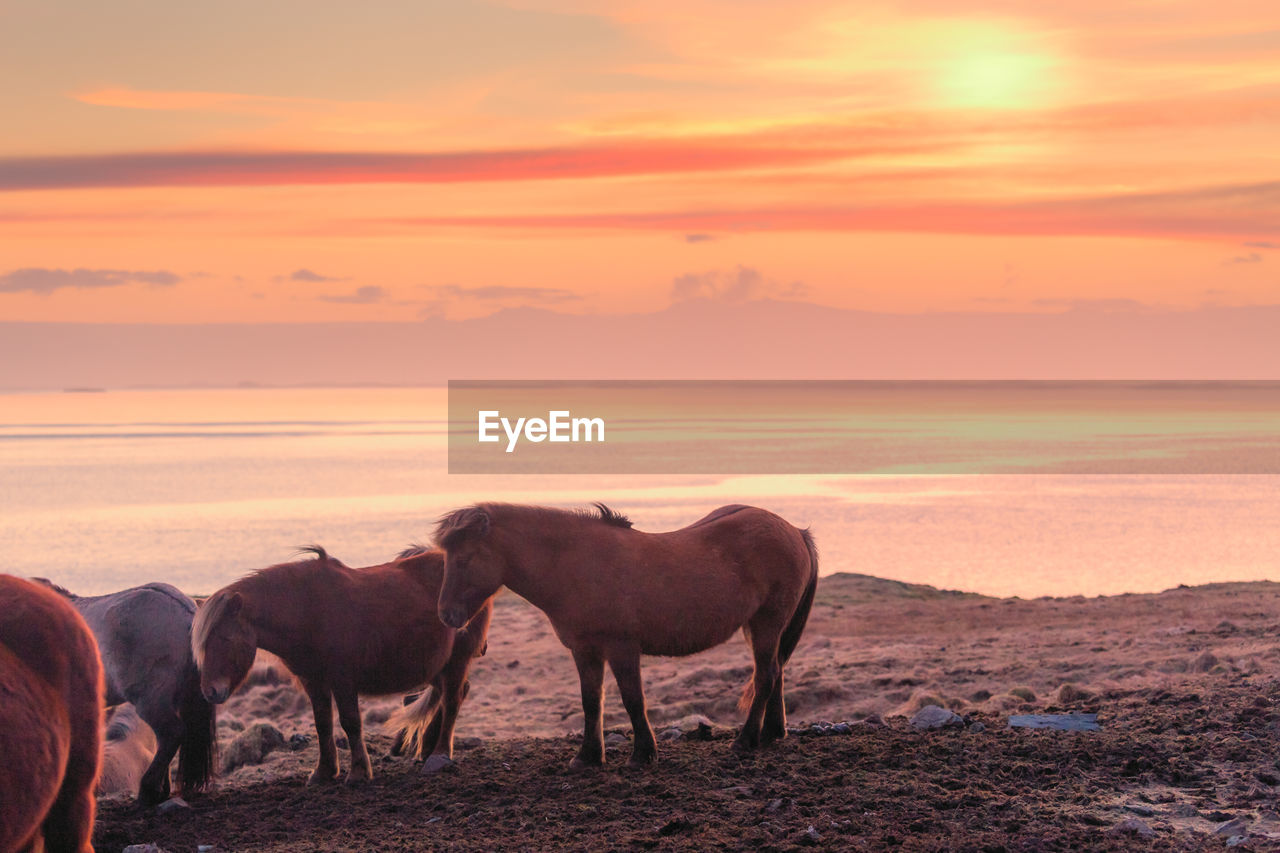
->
34;580;217;805
192;547;492;784
1;574;104;853
435;503;818;768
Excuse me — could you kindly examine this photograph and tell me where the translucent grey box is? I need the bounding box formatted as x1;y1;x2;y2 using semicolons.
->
447;380;1280;475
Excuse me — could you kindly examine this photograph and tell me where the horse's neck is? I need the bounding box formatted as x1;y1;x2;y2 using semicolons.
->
495;529;577;617
237;583;306;657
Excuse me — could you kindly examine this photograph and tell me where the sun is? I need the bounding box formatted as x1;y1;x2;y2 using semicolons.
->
936;50;1054;109
912;19;1065;111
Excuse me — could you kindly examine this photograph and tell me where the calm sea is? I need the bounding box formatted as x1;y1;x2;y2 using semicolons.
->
2;387;1278;598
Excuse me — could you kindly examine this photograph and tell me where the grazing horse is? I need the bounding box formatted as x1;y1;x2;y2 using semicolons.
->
97;705;159;798
0;575;104;853
192;546;492;784
435;503;818;769
34;580;217;805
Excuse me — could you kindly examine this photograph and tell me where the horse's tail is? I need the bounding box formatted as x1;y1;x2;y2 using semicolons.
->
177;667;218;795
385;686;447;760
740;528;819;712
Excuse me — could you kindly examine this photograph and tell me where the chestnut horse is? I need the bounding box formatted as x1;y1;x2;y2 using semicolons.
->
0;575;104;853
33;579;217;805
192;547;492;784
435;503;818;768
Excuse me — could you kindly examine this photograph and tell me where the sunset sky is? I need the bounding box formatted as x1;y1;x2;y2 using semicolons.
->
1;0;1278;326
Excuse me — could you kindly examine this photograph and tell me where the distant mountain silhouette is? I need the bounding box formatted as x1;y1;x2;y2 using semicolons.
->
3;299;1279;389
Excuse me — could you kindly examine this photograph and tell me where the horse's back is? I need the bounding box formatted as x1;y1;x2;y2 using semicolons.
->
74;582;197;711
684;504;756;528
668;504;809;565
0;576;102;703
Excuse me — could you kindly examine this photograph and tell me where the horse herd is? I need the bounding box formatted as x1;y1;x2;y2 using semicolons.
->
0;502;817;853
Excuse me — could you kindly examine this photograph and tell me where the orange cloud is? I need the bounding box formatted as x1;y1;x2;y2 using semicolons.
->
356;180;1280;241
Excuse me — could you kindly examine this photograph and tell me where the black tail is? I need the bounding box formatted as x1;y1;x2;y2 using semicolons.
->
779;528;819;667
740;528;819;712
177;669;217;795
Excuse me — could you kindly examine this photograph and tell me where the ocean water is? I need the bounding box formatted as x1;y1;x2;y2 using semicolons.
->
2;387;1278;598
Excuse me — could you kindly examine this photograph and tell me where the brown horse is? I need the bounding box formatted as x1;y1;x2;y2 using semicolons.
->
435;503;818;768
192;547;492;784
0;575;104;853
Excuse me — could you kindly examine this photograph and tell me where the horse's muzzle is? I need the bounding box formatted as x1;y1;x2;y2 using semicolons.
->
203;683;232;704
439;604;468;630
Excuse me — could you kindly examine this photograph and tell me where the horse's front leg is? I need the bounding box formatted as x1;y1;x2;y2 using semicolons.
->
300;678;340;784
607;650;657;767
569;646;606;769
421;645;477;774
137;709;182;805
334;685;372;784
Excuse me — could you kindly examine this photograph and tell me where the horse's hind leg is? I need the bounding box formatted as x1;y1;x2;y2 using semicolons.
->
569;646;606;769
762;672;787;744
41;758;97;853
41;711;100;853
333;686;372;784
607;650;657;767
734;621;784;753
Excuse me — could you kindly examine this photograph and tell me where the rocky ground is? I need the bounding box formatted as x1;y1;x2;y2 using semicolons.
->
93;575;1280;851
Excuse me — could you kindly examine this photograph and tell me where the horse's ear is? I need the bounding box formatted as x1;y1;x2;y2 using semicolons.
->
468;508;490;538
225;591;244;618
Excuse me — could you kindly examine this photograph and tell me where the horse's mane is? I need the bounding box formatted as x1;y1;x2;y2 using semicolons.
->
397;543;433;559
191;586;238;655
581;502;633;529
30;577;77;599
434;502;632;548
194;546;342;651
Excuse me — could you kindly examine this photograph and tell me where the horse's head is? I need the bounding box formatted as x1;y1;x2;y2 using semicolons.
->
191;589;256;704
435;505;504;629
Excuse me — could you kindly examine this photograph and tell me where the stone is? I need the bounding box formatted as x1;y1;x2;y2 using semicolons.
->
221;722;287;774
1107;818;1155;838
154;797;190;816
910;705;964;730
1215;817;1250;837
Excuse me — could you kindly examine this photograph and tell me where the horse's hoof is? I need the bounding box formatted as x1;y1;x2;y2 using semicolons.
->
569;755;603;771
760;728;787;746
420;754;456;775
306;769;340;786
625;754;656;769
344;773;372;786
731;738;758;755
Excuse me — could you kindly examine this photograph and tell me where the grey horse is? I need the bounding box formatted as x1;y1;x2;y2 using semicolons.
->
34;580;217;805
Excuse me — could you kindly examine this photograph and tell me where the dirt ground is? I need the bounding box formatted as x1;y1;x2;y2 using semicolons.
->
93;575;1280;851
